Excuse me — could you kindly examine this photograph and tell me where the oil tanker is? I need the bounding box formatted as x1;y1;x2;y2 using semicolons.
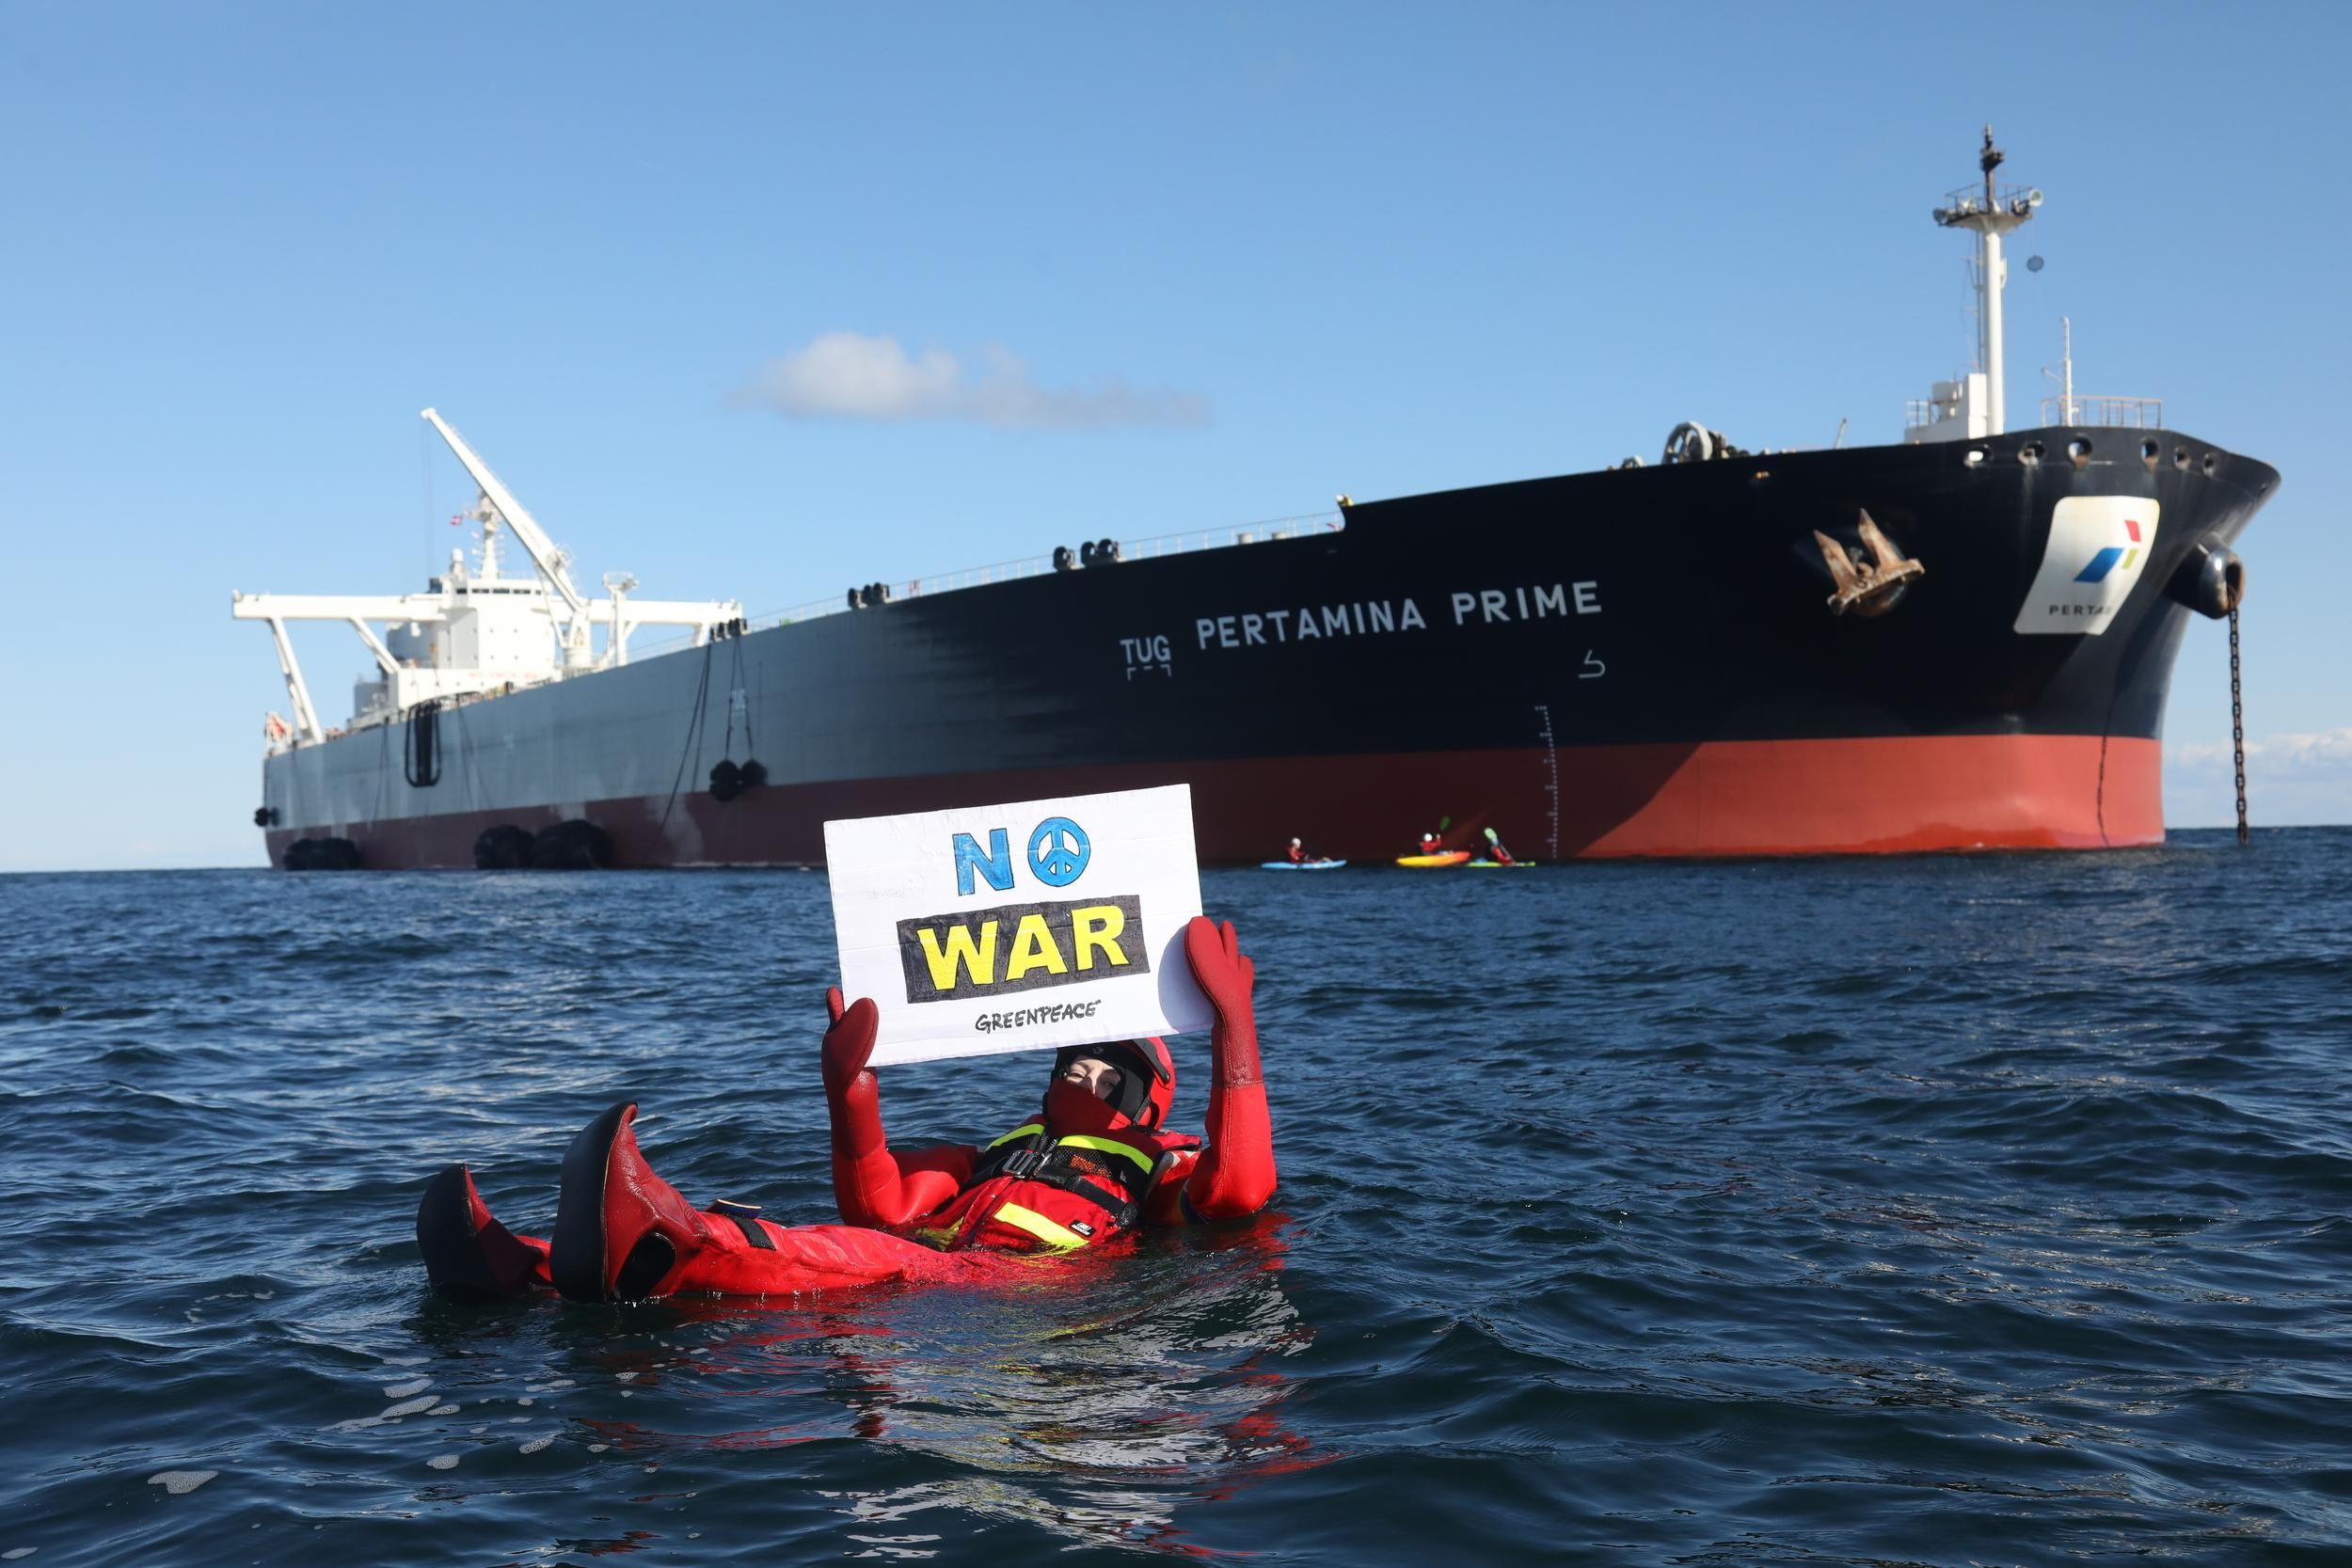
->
237;134;2273;869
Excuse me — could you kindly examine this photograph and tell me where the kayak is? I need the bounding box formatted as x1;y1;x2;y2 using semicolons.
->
1467;860;1537;868
1394;852;1472;868
1259;859;1347;871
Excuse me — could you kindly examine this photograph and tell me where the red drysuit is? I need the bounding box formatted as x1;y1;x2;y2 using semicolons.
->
418;915;1275;1302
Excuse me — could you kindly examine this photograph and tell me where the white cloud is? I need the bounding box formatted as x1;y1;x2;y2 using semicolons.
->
2167;726;2352;827
742;333;1209;430
2169;726;2352;772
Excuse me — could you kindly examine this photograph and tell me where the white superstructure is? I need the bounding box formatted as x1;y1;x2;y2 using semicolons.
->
233;409;742;751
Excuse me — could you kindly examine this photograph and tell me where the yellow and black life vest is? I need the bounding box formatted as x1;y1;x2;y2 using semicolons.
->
914;1120;1194;1253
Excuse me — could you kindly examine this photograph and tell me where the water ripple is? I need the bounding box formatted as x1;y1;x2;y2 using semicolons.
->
2;833;2349;1561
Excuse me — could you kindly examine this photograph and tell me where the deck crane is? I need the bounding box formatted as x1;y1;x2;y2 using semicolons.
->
421;407;599;671
233;411;742;747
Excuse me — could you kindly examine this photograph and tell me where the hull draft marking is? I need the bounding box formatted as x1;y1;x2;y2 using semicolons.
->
1535;704;1562;861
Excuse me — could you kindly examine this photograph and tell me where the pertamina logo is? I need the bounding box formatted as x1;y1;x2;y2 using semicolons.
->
2073;515;2145;584
896;815;1151;1003
2011;497;2163;637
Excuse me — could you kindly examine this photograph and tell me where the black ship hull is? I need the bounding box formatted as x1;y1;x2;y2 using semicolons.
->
261;427;2276;866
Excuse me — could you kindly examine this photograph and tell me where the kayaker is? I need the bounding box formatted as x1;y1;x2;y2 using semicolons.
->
1418;831;1443;857
417;914;1277;1302
1286;837;1315;863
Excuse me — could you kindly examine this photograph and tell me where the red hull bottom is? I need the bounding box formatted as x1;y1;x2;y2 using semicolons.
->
266;735;2164;869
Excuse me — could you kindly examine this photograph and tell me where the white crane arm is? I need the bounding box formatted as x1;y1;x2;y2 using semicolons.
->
347;616;401;677
232;592;451;623
419;408;588;616
262;615;323;744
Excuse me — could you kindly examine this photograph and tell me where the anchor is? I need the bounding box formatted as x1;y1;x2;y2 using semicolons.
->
1811;509;1926;617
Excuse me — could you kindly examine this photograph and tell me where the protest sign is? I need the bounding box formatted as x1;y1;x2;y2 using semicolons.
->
823;784;1213;1067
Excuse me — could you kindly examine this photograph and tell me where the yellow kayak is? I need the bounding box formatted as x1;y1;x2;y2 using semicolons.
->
1394;851;1471;868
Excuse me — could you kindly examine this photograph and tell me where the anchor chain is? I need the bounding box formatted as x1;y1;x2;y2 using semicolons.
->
2229;603;2248;844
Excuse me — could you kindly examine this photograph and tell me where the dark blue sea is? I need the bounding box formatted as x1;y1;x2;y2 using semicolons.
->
5;831;2351;1565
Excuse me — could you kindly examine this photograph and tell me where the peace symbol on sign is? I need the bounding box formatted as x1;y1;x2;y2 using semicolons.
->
1027;816;1090;887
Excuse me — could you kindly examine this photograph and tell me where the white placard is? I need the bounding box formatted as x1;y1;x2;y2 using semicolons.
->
2012;497;2162;636
824;784;1214;1067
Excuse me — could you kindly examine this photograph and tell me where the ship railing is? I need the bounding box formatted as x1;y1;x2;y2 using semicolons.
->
2038;395;2164;430
1936;182;2041;218
625;510;1346;658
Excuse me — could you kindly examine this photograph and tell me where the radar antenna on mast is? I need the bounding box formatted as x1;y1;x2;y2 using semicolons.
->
1928;125;2042;438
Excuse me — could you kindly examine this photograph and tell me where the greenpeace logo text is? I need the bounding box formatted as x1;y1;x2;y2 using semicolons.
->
897;895;1148;1003
975;999;1105;1035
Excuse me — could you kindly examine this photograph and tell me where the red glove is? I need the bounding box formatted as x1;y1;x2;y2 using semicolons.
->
820;989;969;1228
821;988;879;1097
1184;915;1263;1088
1178;914;1275;1219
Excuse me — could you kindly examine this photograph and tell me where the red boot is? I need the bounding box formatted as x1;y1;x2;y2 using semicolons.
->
548;1101;977;1302
415;1164;552;1299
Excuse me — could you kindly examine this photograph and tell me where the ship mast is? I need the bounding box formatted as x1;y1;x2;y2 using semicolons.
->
2059;316;2078;426
1932;127;2041;436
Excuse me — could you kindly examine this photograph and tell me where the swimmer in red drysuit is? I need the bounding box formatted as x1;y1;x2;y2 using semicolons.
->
417;914;1274;1302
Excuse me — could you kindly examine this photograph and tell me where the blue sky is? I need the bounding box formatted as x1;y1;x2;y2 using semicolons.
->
3;3;2344;870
